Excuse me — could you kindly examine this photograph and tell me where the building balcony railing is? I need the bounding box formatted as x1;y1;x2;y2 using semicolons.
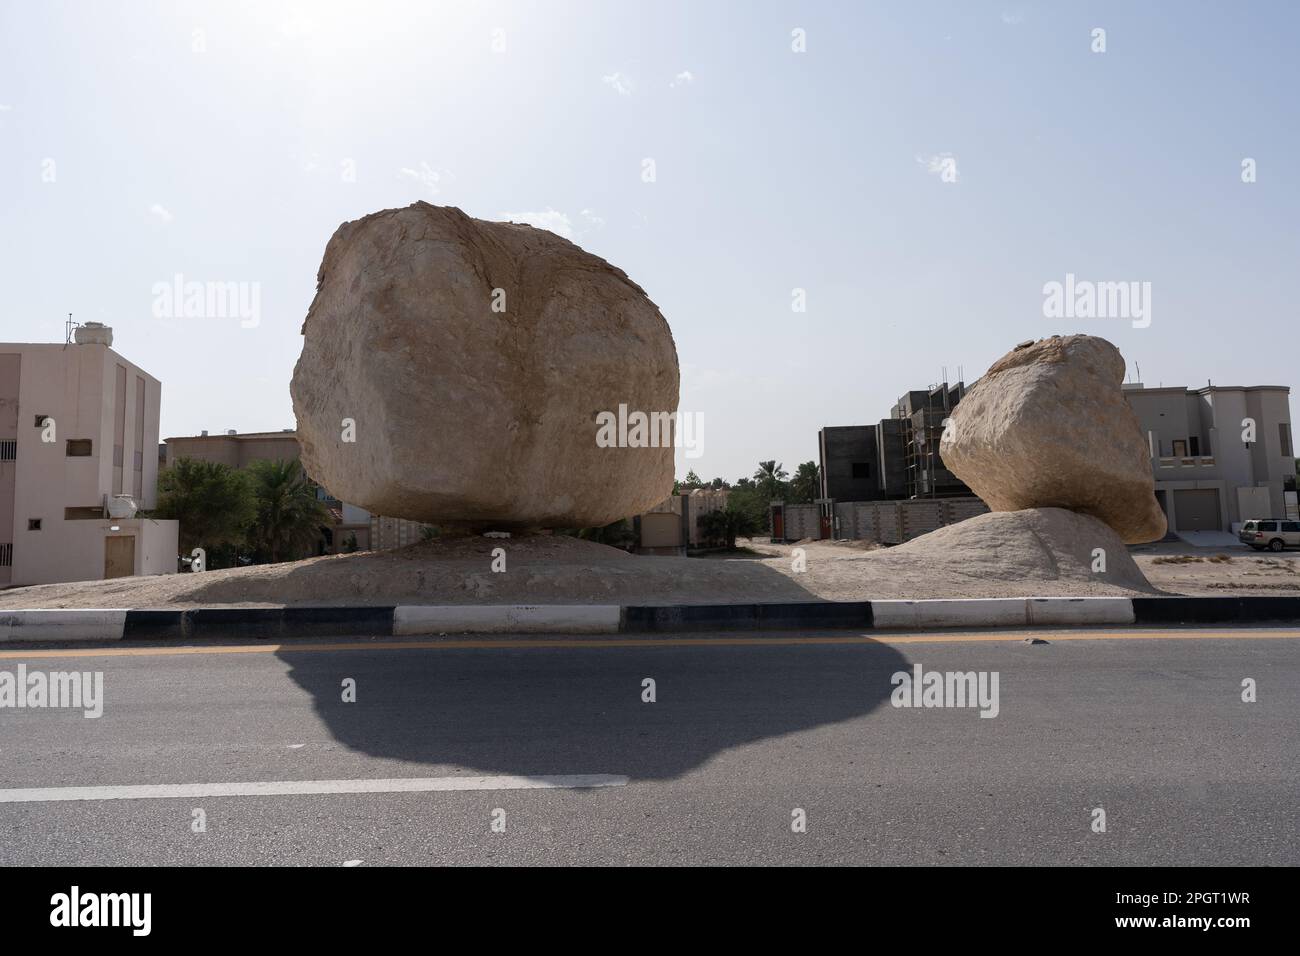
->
1155;456;1216;469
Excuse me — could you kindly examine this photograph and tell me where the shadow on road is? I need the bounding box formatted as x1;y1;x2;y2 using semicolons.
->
275;636;907;781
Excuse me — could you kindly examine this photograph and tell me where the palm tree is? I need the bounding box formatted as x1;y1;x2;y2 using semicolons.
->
790;461;821;503
753;460;789;501
153;457;255;556
246;459;331;562
700;506;760;549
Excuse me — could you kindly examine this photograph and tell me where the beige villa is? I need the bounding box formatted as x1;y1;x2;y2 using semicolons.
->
1;324;178;587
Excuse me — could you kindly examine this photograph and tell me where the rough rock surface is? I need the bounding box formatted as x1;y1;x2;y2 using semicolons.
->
940;335;1166;544
290;202;679;528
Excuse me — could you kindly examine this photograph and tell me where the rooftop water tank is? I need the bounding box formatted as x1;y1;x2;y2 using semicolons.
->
73;322;114;346
106;494;138;519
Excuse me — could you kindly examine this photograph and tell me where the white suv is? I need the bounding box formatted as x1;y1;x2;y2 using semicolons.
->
1239;519;1300;552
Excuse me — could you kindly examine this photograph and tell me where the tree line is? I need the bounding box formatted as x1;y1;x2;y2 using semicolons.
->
676;460;820;547
146;457;334;569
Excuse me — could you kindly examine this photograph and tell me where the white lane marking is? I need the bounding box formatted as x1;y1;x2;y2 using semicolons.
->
0;774;628;804
342;860;363;867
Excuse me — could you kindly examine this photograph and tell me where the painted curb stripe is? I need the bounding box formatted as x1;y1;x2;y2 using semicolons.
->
0;774;630;804
1027;597;1136;626
394;605;621;635
623;601;873;631
121;609;182;640
871;598;1029;629
4;629;1300;662
2;596;1299;644
1131;595;1300;624
122;606;397;641
0;609;128;643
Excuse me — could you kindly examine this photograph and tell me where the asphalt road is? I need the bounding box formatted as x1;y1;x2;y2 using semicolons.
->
0;628;1296;866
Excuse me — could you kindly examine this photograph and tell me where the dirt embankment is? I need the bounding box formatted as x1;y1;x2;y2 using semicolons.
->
2;509;1296;610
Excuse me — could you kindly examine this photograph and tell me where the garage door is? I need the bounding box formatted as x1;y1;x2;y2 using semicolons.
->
1173;489;1221;531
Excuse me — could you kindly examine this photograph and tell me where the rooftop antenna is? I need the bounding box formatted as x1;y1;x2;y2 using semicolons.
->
63;313;79;348
1135;362;1141;384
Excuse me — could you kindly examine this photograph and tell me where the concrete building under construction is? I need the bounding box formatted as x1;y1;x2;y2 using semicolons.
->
818;380;972;503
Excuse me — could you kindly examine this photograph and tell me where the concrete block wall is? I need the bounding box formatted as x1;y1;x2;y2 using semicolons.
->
781;503;820;541
834;497;988;544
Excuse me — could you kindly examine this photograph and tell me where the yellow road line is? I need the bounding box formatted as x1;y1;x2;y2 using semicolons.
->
0;628;1298;660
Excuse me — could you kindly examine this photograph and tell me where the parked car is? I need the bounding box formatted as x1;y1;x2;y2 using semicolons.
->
1239;519;1300;552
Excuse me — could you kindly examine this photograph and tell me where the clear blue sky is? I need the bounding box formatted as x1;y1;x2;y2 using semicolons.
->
2;0;1296;483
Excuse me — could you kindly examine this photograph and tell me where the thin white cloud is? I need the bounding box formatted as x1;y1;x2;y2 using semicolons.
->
0;104;12;112
497;208;574;239
669;70;694;88
1001;11;1025;25
149;203;174;223
400;161;450;195
602;72;634;96
917;153;960;182
579;208;606;229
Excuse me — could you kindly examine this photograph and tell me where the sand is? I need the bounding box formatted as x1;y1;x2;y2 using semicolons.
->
1;509;1296;610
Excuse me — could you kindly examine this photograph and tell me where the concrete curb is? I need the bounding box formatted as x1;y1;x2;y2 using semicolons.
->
2;607;399;643
1130;596;1300;625
0;609;129;643
394;605;620;635
1028;597;1137;626
624;601;873;632
121;607;398;641
868;597;1137;629
871;598;1026;629
1;597;1297;643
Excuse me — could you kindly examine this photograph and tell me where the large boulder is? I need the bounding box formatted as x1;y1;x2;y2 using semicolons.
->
939;335;1166;544
290;202;679;528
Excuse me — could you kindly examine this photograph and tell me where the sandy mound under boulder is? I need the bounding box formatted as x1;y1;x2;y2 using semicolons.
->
0;535;811;610
0;510;1162;610
869;507;1155;592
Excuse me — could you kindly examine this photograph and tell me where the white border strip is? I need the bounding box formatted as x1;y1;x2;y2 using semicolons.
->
869;597;1135;629
0;609;127;643
0;597;1140;641
394;605;621;635
1026;597;1135;626
0;774;629;804
870;598;1029;629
